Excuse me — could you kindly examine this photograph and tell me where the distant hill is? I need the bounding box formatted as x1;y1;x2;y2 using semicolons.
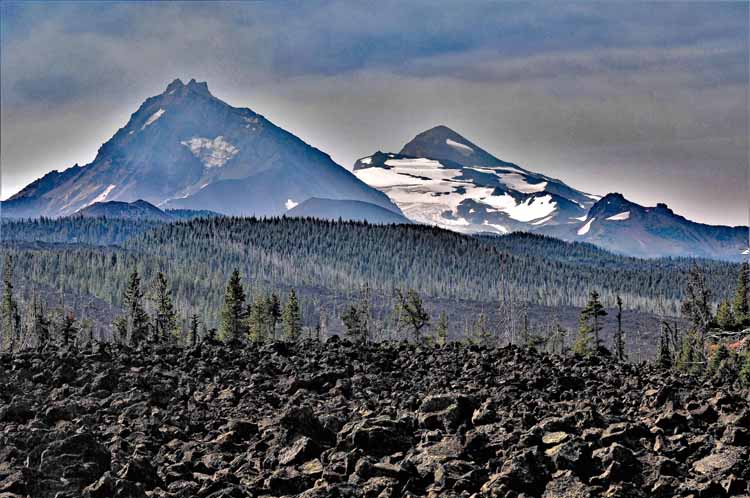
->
286;198;411;224
74;200;173;221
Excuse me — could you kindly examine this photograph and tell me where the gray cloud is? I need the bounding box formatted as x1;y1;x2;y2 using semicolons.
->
1;1;747;226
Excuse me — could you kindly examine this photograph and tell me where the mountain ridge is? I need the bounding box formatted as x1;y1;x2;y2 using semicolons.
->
353;126;747;261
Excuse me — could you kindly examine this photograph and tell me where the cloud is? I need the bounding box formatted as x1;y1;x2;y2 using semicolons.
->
1;1;747;225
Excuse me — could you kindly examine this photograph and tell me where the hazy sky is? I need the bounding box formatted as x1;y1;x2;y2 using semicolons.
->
1;1;748;225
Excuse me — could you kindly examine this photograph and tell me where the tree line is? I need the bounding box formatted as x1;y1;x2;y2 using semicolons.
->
3;253;748;388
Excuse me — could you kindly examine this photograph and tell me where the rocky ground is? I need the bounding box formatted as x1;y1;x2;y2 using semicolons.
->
0;339;749;498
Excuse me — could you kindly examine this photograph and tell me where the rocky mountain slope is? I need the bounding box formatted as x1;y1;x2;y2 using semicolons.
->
353;126;597;235
1;340;748;498
544;193;749;260
354;126;748;261
1;79;401;218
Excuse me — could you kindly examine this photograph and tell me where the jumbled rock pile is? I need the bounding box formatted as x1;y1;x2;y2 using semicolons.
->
0;339;748;497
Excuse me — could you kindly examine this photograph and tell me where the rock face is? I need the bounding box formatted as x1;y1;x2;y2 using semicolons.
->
1;340;749;497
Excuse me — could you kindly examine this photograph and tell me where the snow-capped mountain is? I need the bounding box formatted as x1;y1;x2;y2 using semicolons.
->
547;193;749;261
2;79;401;218
353;125;598;234
354;126;748;261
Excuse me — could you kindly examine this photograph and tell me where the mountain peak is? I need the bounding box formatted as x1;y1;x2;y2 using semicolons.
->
398;125;520;171
163;78;212;97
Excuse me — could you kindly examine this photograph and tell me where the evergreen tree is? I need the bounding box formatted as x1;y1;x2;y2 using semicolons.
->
341;285;371;344
732;262;749;327
471;313;493;346
715;300;735;330
434;311;449;346
188;313;200;346
341;304;366;343
1;257;21;351
30;297;51;347
574;291;607;356
123;269;149;345
270;293;282;340
708;343;730;377
395;289;430;342
614;295;626;361
113;316;128;344
676;330;703;375
681;265;713;344
657;324;672;369
151;272;177;342
282;289;302;341
248;293;271;343
59;312;78;347
219;269;248;342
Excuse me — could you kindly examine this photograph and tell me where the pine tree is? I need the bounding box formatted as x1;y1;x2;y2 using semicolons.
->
248;293;271;343
708;343;730;379
341;304;366;343
395;289;430;342
681;265;713;344
715;300;735;330
282;289;302;341
123;269;149;345
59;312;78;347
188;313;200;346
113;316;128;344
676;330;703;375
434;311;449;346
732;262;749;327
657;324;672;369
1;257;21;351
574;291;607;356
30;297;51;347
270;293;282;340
219;269;248;342
151;272;177;342
614;295;626;361
471;313;493;346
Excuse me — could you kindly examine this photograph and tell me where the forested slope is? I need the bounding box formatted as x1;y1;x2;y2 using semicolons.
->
2;217;739;332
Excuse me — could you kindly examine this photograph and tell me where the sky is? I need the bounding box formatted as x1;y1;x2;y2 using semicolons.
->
1;1;748;226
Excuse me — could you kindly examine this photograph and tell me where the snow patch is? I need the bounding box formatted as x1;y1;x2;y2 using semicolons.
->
742;248;750;255
87;184;116;207
285;199;299;210
141;108;165;130
446;138;473;155
499;173;547;194
181;136;239;168
578;218;595;236
360;157;372;165
606;211;630;221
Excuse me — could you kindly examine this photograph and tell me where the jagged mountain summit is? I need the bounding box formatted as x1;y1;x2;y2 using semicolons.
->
2;78;401;218
354;126;748;261
546;193;750;261
353;125;598;234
